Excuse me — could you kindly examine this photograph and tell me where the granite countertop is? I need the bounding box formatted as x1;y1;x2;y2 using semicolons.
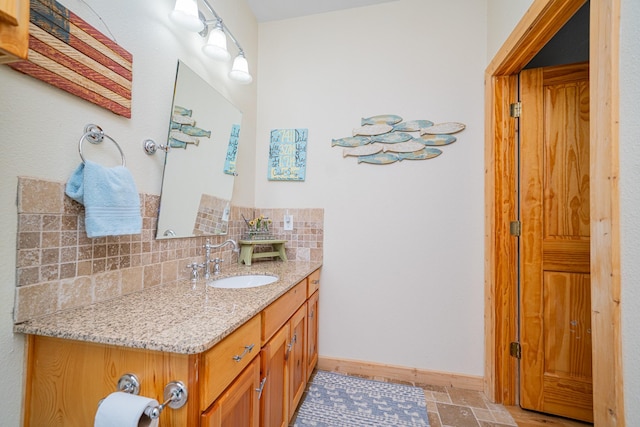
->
14;260;322;355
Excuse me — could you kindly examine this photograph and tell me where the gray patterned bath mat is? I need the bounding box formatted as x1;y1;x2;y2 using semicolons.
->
293;370;429;426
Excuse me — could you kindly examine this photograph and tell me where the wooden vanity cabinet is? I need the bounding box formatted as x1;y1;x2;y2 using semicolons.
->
201;357;261;427
22;268;321;427
0;0;29;63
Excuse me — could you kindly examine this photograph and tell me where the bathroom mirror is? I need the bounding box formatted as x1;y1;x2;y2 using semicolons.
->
156;61;242;239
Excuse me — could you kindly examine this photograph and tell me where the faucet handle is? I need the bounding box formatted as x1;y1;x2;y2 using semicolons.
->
212;258;224;275
186;262;203;281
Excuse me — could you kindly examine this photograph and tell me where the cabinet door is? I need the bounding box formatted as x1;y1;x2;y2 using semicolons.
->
288;304;307;419
306;291;319;380
260;323;289;427
201;357;260;427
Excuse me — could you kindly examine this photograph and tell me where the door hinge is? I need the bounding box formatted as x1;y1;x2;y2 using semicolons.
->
510;102;522;118
510;342;522;359
509;220;521;236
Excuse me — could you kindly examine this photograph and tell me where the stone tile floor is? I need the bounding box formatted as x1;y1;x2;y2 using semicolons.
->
423;384;517;427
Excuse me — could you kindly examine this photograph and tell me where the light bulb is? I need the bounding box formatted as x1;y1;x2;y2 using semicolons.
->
202;26;230;61
169;0;204;32
229;54;253;84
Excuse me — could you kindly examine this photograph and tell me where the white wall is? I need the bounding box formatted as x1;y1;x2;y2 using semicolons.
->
486;0;533;62
0;0;257;423
256;0;487;375
620;0;640;422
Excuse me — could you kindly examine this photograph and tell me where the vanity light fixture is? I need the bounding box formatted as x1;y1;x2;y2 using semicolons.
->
169;0;253;84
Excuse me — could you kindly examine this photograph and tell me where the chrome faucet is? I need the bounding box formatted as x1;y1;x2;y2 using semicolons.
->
203;239;239;278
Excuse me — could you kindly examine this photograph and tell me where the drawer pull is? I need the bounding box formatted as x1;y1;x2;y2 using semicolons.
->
256;376;268;400
309;310;314;319
233;344;255;362
312;280;319;285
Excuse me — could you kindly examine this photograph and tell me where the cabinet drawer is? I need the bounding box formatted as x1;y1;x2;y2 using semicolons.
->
262;280;306;345
201;315;261;410
307;269;320;296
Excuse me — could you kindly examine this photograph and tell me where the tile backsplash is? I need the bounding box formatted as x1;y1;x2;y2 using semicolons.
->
14;177;323;323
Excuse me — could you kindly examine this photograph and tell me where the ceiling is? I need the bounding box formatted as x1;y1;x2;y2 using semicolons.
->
247;0;397;22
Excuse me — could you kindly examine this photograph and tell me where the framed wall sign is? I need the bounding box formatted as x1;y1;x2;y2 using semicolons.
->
268;128;308;181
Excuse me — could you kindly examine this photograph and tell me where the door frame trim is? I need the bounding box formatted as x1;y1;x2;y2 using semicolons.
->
483;0;623;425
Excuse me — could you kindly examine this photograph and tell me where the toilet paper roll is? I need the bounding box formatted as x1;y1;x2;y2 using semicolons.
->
95;391;160;427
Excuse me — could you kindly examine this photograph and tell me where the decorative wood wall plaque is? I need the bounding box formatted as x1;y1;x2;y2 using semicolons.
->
8;0;133;118
332;115;465;165
268;128;308;181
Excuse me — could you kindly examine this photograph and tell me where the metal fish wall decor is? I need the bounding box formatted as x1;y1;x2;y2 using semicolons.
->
332;115;465;165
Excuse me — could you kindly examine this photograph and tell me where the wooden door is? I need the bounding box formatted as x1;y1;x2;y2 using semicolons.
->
201;357;260;427
519;62;592;422
260;324;289;427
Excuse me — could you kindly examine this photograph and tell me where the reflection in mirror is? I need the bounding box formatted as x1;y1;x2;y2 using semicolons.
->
156;61;242;239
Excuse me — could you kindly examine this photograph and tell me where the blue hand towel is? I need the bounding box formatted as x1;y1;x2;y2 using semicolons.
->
65;160;142;238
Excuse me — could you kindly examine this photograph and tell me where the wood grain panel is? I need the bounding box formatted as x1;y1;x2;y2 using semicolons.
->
0;0;28;62
201;358;260;427
543;272;592;380
261;280;306;345
200;315;261;410
520;63;592;423
483;73;520;404
260;324;290;427
589;1;624;425
543;240;590;273
543;72;590;239
25;336;190;426
520;66;546;412
0;0;19;25
306;290;319;379
288;304;307;419
307;268;320;296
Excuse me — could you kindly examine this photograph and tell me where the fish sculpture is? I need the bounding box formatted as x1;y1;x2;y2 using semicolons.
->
343;143;384;158
398;147;442;161
420;122;466;135
331;136;371;147
382;140;425;153
171;114;196;125
357;152;399;164
170;130;199;144
370;132;413;143
392;119;434;132
173;105;192;117
361;114;403;126
413;135;457;146
352;124;393;136
179;125;212;138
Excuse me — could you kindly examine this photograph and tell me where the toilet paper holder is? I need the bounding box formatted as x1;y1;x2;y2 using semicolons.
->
100;373;188;419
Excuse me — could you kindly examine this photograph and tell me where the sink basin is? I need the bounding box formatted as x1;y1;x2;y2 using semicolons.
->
208;274;278;289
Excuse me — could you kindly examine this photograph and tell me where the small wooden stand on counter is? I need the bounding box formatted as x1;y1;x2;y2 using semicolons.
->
238;239;288;265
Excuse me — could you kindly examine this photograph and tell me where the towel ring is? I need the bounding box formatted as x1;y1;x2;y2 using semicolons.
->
78;124;126;166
